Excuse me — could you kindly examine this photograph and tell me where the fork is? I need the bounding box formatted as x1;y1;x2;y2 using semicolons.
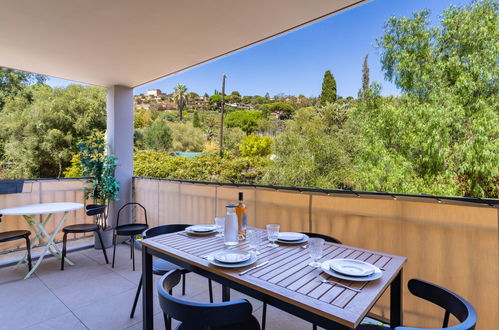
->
316;276;362;293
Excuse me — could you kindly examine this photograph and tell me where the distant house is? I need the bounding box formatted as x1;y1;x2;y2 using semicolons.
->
146;89;162;97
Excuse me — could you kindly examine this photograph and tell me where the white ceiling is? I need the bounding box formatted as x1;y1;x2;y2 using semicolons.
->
0;0;368;88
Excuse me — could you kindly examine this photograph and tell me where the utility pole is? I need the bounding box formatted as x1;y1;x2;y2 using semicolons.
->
218;74;226;157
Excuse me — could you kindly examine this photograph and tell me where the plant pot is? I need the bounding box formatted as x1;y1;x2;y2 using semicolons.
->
94;229;113;250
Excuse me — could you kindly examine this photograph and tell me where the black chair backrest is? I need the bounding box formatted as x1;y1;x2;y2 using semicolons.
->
403;279;477;330
142;224;189;239
301;232;342;244
158;270;257;329
115;202;148;228
86;205;106;217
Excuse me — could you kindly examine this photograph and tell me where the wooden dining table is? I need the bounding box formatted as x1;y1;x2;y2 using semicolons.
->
140;228;406;330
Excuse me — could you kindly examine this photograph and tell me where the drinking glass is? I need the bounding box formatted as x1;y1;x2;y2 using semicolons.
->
247;229;261;255
308;237;325;267
266;224;280;248
214;217;225;237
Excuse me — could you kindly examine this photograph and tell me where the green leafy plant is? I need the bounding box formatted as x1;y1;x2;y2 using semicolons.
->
78;132;120;228
240;135;273;157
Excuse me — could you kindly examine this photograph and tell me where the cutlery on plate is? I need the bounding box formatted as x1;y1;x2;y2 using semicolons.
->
239;261;269;276
316;275;362;293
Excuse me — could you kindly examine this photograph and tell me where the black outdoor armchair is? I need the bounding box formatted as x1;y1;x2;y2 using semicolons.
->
158;269;260;330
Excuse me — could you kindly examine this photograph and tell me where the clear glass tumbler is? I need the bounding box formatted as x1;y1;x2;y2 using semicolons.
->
308;237;325;267
266;224;280;248
214;217;225;237
247;229;261;255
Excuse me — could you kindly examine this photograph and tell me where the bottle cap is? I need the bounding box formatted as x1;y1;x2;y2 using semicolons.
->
226;204;237;208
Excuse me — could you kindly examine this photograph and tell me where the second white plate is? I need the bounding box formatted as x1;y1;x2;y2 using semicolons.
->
321;260;382;282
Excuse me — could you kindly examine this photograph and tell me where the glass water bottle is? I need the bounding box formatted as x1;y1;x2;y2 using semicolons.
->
224;204;238;247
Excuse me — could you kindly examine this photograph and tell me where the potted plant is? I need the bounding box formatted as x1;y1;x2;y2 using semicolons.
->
78;132;120;249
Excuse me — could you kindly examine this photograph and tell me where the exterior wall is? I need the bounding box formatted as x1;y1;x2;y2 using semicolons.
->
0;179;93;252
133;177;498;329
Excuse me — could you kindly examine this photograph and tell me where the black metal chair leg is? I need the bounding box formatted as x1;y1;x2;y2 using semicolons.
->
111;232;117;268
182;272;186;295
95;229;109;264
312;324;317;330
262;302;267;330
130;235;133;259
61;233;68;271
25;235;32;271
131;235;135;271
130;276;143;318
163;313;171;330
208;279;213;303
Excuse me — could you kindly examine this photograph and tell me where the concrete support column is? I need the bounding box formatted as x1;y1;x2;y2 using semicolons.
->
106;85;134;226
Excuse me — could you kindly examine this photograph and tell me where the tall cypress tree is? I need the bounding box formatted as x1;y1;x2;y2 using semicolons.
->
361;54;370;100
319;70;337;106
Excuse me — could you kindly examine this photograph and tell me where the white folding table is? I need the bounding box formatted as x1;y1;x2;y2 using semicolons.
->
0;202;83;279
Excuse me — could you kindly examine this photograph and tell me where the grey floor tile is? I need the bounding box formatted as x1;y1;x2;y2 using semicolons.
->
73;288;160;330
22;312;87;330
49;271;135;310
0;276;70;330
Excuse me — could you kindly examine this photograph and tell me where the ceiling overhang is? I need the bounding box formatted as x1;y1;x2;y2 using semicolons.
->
0;0;368;87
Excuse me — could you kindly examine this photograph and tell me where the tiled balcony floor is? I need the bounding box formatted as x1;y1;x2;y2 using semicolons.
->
0;244;331;330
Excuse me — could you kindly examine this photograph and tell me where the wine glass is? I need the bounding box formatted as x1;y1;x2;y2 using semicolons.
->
266;224;280;248
247;229;261;255
214;217;224;238
308;237;325;267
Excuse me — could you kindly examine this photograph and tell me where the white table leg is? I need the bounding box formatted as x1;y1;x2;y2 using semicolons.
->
22;212;74;279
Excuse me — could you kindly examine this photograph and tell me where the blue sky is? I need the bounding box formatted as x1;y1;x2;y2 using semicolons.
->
47;0;469;98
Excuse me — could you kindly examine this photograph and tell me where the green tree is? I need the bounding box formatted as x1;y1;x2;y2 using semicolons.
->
360;54;370;100
192;111;201;127
173;84;188;120
142;119;173;152
0;84;106;178
319;70;337;106
208;94;223;110
0;68;46;109
240;135;273;157
224;111;262;134
169;122;205;152
268;102;294;119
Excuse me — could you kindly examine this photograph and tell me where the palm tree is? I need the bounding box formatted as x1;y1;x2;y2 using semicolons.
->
173;84;188;121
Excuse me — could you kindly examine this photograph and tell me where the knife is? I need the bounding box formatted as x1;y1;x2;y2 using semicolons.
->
239;261;269;276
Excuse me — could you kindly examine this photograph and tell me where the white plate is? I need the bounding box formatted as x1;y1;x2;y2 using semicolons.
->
321;260;382;282
214;250;251;264
187;225;216;232
209;253;257;268
276;234;309;244
278;232;304;241
185;228;216;236
329;258;376;277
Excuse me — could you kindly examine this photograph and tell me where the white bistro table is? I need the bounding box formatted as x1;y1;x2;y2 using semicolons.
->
0;202;83;279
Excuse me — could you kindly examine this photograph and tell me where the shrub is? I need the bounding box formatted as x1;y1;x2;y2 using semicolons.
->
134;151;269;184
142;119;173;152
240;135;273;157
169;122;205;152
224;111;262;134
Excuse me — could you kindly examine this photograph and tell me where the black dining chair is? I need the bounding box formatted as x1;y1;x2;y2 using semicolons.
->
112;202;149;271
0;230;32;271
356;278;477;330
130;224;214;318
260;232;342;330
301;232;342;244
158;269;260;330
61;204;109;270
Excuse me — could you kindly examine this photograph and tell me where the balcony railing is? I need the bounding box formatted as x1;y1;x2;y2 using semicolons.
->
133;177;498;329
